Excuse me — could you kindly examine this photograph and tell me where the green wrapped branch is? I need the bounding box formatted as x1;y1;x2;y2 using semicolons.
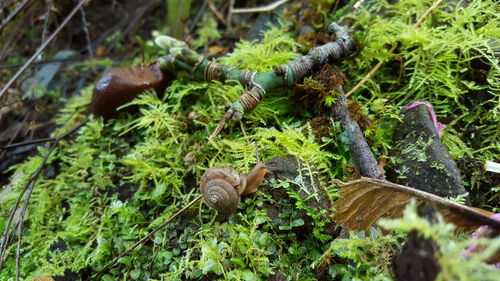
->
155;23;355;136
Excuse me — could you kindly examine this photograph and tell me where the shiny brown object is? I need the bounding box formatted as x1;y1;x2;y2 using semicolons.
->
90;63;173;119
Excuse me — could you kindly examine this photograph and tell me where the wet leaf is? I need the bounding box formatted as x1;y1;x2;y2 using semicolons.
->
332;178;500;232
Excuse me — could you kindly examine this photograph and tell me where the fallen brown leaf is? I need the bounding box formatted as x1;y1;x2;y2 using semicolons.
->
332;178;500;232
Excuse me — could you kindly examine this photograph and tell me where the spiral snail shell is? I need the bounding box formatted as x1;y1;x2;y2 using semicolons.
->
200;164;268;213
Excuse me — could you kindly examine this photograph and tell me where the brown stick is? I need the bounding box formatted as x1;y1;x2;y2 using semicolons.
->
209;110;235;140
207;0;227;25
346;0;445;97
332;87;384;179
0;0;30;32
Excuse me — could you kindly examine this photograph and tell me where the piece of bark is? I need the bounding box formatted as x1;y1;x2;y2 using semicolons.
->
386;103;467;200
392;204;441;281
392;230;440;281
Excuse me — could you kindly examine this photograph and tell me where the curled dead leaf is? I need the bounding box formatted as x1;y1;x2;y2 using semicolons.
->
332;178;499;232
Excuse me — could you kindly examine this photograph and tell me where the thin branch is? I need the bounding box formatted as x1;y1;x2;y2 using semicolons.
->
415;0;445;27
0;0;87;102
0;100;22;109
40;0;53;45
0;112;31;164
240;121;261;164
79;6;94;61
227;0;234;27
230;0;289;14
0;0;30;32
188;0;208;33
207;0;227;26
92;195;202;279
0;58;85;70
332;86;384;179
346;44;397;97
239;121;250;144
346;0;445;97
0;137;55;150
1;106;90;150
209;110;235;140
15;181;35;281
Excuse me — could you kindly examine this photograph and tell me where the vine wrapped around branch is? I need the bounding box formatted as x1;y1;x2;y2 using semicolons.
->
155;23;355;124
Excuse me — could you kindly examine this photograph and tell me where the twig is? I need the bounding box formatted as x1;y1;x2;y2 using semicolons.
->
79;6;94;61
415;0;444;27
332;86;384;179
92;195;202;280
15;181;35;281
346;44;397;97
207;0;227;26
0;137;55;150
239;121;250;144
1;104;90;150
230;0;289;14
0;0;87;102
0;112;30;169
0;0;30;32
346;0;445;97
188;0;208;34
0;58;85;70
227;0;234;27
240;121;261;164
209;110;235;140
40;0;53;46
101;1;158;57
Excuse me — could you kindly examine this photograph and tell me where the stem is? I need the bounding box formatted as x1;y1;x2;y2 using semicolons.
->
332;87;384;179
157;22;355;138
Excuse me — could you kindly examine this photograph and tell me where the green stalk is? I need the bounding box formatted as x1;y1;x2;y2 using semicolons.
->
156;23;355;123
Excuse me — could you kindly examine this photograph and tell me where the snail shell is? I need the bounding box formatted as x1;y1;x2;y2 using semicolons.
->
200;166;247;213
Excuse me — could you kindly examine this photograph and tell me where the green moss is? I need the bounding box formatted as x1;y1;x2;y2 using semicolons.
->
219;21;300;71
2;1;498;279
342;0;500;160
379;201;500;281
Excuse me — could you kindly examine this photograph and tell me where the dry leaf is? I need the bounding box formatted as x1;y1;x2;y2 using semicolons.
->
332;178;500;232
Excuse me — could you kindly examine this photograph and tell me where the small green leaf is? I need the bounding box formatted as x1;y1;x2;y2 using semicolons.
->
130;269;141;279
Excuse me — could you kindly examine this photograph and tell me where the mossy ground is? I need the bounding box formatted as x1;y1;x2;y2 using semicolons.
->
0;0;498;280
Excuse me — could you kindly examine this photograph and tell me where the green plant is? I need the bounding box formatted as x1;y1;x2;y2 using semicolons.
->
379;201;500;281
342;0;500;161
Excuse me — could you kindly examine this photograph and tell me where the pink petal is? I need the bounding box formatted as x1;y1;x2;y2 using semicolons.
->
404;101;446;136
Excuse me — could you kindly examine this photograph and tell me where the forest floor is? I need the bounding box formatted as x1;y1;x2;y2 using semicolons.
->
0;0;499;280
